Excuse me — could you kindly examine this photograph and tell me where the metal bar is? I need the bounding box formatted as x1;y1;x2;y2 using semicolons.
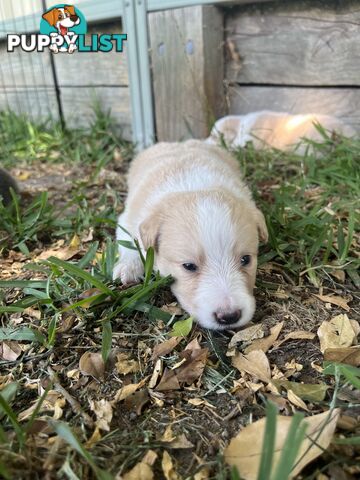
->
122;0;155;150
134;0;155;147
122;0;146;149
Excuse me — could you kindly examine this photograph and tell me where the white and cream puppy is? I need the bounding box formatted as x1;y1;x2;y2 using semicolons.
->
207;111;355;154
113;140;267;330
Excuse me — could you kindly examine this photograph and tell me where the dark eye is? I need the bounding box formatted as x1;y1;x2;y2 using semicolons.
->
240;255;251;267
182;263;198;272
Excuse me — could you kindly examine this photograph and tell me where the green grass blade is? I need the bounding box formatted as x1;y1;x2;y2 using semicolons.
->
0;280;47;289
47;256;115;298
334;436;360;445
0;383;18;419
257;402;277;480
0;395;25;448
25;385;51;434
144;247;154;286
51;421;114;480
102;320;112;363
77;241;99;269
0;327;45;344
271;413;306;480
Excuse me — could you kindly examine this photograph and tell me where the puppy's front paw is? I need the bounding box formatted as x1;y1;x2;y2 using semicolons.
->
113;257;144;284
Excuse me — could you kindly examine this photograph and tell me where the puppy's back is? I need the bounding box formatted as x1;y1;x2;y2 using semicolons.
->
125;140;251;222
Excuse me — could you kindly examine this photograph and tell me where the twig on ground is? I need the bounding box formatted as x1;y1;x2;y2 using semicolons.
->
47;366;94;428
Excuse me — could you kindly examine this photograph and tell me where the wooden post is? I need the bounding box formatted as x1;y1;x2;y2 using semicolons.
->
149;5;225;141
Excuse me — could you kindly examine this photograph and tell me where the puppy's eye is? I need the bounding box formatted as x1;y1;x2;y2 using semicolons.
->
182;263;198;272
240;255;251;267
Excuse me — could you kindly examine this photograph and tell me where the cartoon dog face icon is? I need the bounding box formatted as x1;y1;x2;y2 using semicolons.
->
42;5;81;54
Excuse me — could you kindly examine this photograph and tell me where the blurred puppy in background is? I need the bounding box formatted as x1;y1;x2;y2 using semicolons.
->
0;168;18;206
113;140;267;330
207;111;355;154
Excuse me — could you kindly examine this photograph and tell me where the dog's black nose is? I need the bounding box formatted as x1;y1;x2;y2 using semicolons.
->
70;15;78;22
214;309;241;325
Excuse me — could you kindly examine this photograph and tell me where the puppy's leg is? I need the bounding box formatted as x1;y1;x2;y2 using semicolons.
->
113;213;144;284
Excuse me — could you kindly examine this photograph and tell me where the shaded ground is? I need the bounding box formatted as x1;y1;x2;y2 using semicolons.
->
0;117;359;479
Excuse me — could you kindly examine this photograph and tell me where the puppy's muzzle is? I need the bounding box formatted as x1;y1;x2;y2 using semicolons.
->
70;15;79;22
214;309;241;326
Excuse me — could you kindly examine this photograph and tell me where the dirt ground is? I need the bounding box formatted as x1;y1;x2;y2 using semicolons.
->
1;155;360;480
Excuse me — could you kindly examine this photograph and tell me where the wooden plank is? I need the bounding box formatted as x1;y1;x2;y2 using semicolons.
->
53;22;128;87
149;5;224;141
148;0;275;11
0;88;59;121
228;86;360;131
60;86;132;140
225;1;360;85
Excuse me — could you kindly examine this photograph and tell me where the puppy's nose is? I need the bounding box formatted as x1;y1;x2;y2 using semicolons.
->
214;309;241;325
70;15;78;22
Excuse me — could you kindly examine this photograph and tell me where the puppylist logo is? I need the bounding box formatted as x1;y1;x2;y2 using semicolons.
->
7;4;127;54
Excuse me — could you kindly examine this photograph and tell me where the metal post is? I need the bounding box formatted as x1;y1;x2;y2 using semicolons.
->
122;0;155;150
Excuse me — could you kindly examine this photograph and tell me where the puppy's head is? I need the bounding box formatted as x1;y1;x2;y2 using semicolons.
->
42;6;80;29
140;191;267;330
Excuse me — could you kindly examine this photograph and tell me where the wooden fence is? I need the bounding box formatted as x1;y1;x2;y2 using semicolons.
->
0;0;359;142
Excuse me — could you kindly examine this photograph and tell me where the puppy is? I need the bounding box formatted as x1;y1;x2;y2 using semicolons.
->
42;5;80;53
113;140;267;330
207;111;355;154
0;168;18;206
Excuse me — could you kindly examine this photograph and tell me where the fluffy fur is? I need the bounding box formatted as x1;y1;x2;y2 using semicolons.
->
207;111;355;154
113;140;267;330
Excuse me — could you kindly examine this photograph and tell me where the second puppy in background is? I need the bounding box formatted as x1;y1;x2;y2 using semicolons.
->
113;140;267;331
207;111;355;154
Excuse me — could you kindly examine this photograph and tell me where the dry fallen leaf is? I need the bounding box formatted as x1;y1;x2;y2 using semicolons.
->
317;314;357;353
272;330;315;350
228;324;265;349
273;380;328;402
244;322;283;354
116;353;140;375
156;339;208;391
324;346;360;366
0;341;22;361
161;303;183;316
156;368;181;392
162;451;180;480
18;390;65;422
89;399;113;431
114;378;149;402
152;337;182;360
313;294;350;312
79;352;105;380
122;462;154;480
124;390;150;415
149;358;163;389
224;409;340;479
187;398;216;409
36;245;79;261
287;389;309;411
232;350;271;383
160;425;194;449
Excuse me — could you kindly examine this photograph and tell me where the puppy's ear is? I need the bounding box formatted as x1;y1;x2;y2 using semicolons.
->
65;5;76;16
42;8;57;26
255;208;268;243
139;209;162;252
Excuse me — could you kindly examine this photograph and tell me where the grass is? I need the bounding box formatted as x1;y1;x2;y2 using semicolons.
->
0;110;359;479
234;133;360;288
